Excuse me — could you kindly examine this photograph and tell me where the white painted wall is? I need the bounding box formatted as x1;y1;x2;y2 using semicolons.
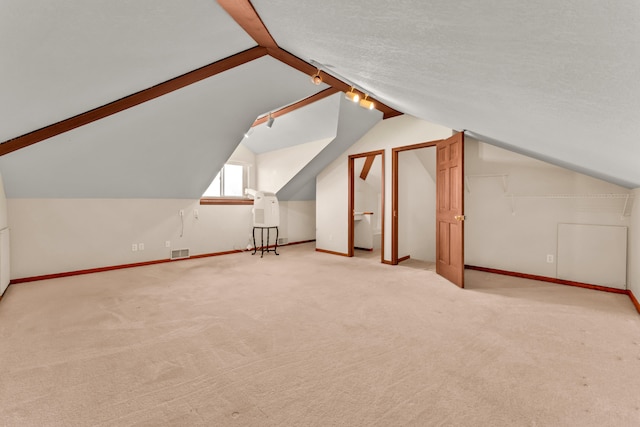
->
316;115;452;259
7;199;248;279
7;198;315;280
0;171;7;229
256;138;332;193
556;223;627;289
316;156;349;252
465;138;632;284
628;188;640;299
279;201;316;244
397;149;436;262
5;115;326;280
0;171;9;295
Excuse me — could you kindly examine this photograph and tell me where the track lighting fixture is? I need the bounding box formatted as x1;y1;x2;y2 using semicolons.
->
266;112;275;128
359;94;374;110
345;87;360;103
311;69;323;85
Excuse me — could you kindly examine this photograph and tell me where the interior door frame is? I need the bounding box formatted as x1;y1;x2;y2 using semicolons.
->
391;140;441;265
348;149;385;261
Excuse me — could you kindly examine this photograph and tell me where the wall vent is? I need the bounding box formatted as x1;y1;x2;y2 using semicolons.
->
171;248;190;260
278;237;288;245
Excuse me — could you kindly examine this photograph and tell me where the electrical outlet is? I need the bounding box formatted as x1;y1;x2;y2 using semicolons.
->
132;243;138;252
546;254;554;263
139;243;144;251
165;240;171;248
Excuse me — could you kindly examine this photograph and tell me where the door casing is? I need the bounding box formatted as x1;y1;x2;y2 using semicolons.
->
348;150;385;261
391;133;465;287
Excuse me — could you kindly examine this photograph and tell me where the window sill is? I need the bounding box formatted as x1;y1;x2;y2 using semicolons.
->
200;198;253;206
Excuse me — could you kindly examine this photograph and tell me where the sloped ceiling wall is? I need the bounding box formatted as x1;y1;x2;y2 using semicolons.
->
242;93;340;155
0;57;325;199
0;0;258;143
253;0;640;188
277;96;382;201
3;0;638;200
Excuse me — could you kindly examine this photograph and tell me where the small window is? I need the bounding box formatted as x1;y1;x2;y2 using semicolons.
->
222;163;244;197
201;163;252;204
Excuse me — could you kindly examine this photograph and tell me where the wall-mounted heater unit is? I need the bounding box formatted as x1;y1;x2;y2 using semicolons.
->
245;189;279;227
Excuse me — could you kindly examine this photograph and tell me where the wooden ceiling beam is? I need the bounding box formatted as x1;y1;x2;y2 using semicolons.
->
267;47;402;120
218;0;402;120
217;0;278;49
0;46;268;156
359;154;376;180
251;87;339;127
2;1;402;156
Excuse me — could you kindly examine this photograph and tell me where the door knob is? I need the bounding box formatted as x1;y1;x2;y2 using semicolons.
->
454;215;465;221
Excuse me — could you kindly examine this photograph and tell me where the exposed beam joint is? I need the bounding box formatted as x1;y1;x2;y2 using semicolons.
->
217;0;278;48
2;1;403;157
0;46;268;156
267;47;402;120
217;0;402;119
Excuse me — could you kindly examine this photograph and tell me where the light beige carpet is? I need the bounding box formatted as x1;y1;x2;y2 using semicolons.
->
0;243;639;426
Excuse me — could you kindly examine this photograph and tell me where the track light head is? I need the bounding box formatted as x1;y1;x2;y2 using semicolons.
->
311;69;323;85
359;94;374;110
266;113;275;128
345;87;360;103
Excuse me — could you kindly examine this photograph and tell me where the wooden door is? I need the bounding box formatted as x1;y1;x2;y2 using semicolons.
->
436;133;465;287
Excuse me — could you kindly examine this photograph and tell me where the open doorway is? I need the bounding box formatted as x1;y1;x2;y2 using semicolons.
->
348;150;385;262
392;133;465;287
392;141;438;266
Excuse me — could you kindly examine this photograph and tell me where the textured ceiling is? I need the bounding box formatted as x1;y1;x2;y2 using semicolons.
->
253;0;640;188
241;93;339;154
0;57;323;198
0;0;256;142
1;0;638;198
277;97;382;201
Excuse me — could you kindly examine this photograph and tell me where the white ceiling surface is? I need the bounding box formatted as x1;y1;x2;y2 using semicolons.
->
0;0;256;142
277;97;382;201
241;91;338;154
253;0;640;188
0;56;325;198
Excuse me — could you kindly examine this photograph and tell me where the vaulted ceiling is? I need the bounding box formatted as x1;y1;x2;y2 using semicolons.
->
251;0;640;188
1;0;638;199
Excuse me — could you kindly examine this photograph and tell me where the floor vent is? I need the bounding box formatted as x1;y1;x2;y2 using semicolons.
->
278;238;288;245
171;248;190;260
